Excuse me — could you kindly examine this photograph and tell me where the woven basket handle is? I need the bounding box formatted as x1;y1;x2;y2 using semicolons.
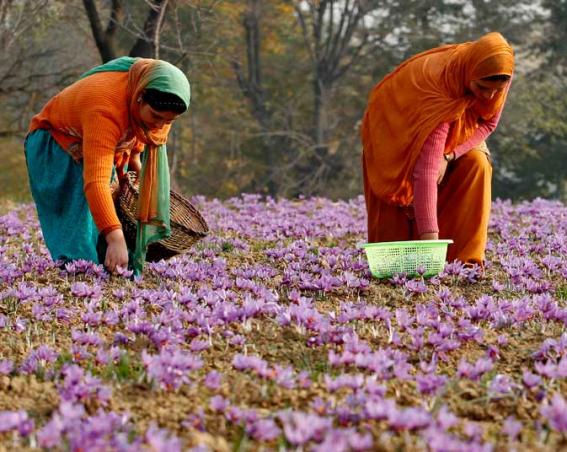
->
111;171;139;205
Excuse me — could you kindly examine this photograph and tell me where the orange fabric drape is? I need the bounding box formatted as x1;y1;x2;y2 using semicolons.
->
127;60;171;223
360;32;514;207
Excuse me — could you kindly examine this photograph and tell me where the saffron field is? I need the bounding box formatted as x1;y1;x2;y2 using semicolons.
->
0;196;566;451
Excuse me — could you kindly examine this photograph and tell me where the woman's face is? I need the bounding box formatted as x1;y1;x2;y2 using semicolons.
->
139;102;180;129
469;79;509;101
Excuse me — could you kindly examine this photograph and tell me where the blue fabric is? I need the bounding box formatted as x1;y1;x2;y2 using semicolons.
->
24;129;104;264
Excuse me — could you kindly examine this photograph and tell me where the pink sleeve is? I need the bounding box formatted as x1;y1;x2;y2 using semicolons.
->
453;78;513;159
452;112;500;159
413;122;450;235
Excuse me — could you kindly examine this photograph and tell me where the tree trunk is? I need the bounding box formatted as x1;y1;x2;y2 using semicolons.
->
233;0;279;196
82;0;122;62
83;0;170;62
129;0;169;58
313;74;329;155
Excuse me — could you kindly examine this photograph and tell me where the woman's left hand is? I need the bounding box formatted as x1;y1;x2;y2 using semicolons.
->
437;152;454;184
129;152;142;177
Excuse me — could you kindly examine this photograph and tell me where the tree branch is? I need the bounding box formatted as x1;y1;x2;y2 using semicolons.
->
129;0;169;58
82;0;120;62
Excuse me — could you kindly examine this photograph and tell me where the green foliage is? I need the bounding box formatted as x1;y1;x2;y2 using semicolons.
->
221;241;235;253
0;138;32;203
492;74;567;200
54;351;74;372
556;284;567;301
101;354;145;383
540;0;567;68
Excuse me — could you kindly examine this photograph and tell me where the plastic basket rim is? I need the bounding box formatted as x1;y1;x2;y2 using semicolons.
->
358;239;453;249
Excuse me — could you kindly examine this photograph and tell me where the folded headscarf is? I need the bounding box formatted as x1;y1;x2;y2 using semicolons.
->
361;32;514;206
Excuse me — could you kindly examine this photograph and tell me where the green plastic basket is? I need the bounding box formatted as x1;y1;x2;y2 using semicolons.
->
359;240;453;279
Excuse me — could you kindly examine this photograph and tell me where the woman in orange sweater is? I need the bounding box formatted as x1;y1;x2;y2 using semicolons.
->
361;32;514;266
25;57;190;274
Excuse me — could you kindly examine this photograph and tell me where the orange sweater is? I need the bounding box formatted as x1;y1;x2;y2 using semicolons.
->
29;71;143;235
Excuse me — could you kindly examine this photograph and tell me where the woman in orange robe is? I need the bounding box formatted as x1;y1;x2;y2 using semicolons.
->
361;32;514;265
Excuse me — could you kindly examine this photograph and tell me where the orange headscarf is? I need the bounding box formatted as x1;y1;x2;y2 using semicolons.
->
127;59;173;223
361;32;514;206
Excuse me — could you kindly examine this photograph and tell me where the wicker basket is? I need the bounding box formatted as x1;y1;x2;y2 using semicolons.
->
115;172;209;262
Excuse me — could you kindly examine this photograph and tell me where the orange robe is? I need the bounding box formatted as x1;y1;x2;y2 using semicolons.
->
361;32;514;265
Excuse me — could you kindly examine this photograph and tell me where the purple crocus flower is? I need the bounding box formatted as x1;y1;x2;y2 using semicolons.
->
246;418;281;441
457;357;493;381
142;348;203;391
58;364;112;405
395;308;413;331
502;416;522;441
0;410;33;435
280;411;333;445
347;430;374;451
436;406;459;430
232;354;271;378
488;374;517;397
190;338;210;352
229;335;246;346
463;421;484;440
13;317;27;333
20;345;59;374
297;370;312;389
541;393;567;433
145;423;182;452
209;395;229;412
183;409;206;432
37;411;66;447
404;279;428;295
522;370;542;389
204;370;222;390
274;365;296;389
388;406;431;431
310;397;332;415
0;359;14;375
497;335;508;346
416;373;448;396
364;398;397;421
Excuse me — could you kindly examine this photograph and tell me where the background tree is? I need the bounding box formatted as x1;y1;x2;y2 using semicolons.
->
82;0;171;61
0;0;564;202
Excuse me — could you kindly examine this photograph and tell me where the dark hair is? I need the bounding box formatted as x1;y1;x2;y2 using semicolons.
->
142;88;187;114
481;74;511;82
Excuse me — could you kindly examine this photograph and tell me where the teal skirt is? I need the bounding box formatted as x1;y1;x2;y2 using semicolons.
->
24;129;106;264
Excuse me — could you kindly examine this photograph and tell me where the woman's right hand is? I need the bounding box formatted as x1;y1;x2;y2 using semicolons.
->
128;152;142;178
420;232;439;240
105;229;129;274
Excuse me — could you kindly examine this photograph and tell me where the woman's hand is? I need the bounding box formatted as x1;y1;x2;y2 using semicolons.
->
105;229;129;274
437;159;448;185
437;152;454;184
420;232;439;240
128;152;142;177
